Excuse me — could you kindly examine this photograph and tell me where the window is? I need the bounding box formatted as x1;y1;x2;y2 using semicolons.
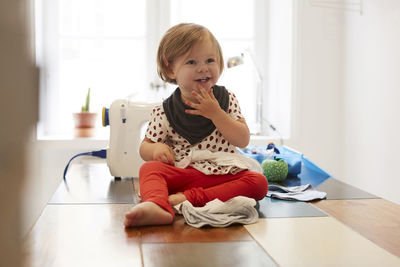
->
170;0;259;134
36;0;292;139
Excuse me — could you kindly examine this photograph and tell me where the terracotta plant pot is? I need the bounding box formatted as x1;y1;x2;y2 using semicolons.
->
72;112;98;137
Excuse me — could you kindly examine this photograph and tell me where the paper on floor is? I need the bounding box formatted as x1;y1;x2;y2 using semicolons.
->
267;184;326;201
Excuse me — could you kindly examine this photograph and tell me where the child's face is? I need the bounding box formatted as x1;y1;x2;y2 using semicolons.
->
169;40;220;102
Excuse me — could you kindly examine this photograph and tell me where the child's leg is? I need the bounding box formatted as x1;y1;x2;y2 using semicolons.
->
125;161;190;227
181;170;268;207
124;202;173;227
125;162;268;226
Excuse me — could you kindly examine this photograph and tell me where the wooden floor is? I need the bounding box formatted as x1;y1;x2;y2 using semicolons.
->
23;163;400;267
312;198;400;258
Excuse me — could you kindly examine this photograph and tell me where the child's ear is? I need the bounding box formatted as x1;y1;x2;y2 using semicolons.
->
166;67;176;80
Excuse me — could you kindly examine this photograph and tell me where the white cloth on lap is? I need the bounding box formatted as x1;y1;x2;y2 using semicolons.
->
175;149;263;173
174;196;259;228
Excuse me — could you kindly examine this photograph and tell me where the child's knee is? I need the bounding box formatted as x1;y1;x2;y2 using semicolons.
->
251;172;268;200
139;161;165;176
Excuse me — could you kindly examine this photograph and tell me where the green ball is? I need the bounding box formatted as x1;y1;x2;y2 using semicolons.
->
262;158;288;182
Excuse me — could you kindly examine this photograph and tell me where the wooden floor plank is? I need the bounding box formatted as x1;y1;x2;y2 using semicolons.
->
50;163;135;204
22;204;142;267
245;217;400;267
312;198;400;257
141;215;253;243
142;241;277;267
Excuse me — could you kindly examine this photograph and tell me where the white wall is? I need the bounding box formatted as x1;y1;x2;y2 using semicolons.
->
341;0;400;204
287;0;345;179
291;0;400;204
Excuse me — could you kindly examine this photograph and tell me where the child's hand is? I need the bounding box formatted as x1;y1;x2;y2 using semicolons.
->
152;143;175;165
184;85;224;120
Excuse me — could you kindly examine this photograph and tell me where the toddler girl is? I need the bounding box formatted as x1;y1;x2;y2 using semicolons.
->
124;23;268;227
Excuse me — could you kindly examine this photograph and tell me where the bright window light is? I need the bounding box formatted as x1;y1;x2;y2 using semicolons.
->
36;0;292;139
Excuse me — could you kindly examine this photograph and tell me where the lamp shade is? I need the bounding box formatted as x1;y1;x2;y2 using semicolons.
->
227;55;244;68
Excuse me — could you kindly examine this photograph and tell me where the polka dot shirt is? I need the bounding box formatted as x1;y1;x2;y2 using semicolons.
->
145;90;246;175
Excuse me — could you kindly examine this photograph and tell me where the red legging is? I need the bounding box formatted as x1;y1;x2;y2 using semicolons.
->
139;161;268;218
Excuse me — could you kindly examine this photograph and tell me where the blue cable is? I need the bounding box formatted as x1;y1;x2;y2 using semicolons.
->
63;149;107;182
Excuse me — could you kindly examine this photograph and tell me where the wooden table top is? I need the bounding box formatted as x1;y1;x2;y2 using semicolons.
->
23;163;400;266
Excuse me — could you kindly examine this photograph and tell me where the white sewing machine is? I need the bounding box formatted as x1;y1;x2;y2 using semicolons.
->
103;99;158;178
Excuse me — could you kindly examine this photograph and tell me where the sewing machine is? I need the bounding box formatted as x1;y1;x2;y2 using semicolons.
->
103;99;158;178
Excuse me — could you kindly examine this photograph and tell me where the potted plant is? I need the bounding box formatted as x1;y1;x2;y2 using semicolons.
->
72;88;98;137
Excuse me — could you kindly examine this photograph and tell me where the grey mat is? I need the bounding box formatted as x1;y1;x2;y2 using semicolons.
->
49;163;135;204
142;241;277;267
316;178;379;200
256;197;327;218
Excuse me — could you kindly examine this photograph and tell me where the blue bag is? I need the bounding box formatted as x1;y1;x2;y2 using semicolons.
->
238;144;303;177
274;145;303;177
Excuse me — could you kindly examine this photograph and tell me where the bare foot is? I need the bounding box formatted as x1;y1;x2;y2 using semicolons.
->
168;192;187;206
124;202;173;227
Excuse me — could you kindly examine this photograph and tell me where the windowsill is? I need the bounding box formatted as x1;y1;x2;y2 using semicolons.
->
37;134;109;149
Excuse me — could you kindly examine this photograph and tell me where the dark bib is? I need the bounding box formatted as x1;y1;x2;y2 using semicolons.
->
163;85;229;145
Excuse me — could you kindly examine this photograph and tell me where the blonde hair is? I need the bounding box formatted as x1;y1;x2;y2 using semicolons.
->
157;23;224;84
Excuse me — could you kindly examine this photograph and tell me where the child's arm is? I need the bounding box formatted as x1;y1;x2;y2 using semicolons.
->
211;112;250;148
185;87;250;148
139;137;175;165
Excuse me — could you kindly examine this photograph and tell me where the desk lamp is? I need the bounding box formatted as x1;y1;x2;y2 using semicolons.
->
227;51;282;142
